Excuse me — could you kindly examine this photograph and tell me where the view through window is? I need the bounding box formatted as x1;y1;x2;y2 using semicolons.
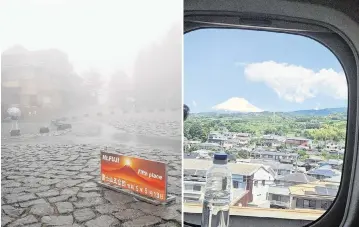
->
183;29;347;225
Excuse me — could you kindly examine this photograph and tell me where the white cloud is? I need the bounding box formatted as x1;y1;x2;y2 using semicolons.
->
213;97;263;112
244;61;347;103
192;100;197;107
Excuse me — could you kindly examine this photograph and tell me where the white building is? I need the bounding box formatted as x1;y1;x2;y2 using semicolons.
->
183;159;275;207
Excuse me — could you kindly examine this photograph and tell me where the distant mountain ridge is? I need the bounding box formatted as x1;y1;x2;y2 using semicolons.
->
195;107;346;116
286;107;346;116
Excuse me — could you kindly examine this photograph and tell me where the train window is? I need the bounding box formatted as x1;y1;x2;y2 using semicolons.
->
183;28;347;225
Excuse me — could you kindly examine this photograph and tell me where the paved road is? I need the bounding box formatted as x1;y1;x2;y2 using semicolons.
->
1;109;182;227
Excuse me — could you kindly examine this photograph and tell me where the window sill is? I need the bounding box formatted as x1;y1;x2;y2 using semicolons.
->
184;203;325;221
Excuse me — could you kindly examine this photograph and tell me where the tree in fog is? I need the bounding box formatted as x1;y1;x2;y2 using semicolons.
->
132;23;182;110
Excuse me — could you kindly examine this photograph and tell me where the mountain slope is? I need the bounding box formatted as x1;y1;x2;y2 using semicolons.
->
288;107;346;116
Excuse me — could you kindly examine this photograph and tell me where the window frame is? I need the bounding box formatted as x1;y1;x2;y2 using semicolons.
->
309;200;317;209
193;185;202;191
272;194;280;201
184;2;359;226
185;184;193;191
233;181;239;189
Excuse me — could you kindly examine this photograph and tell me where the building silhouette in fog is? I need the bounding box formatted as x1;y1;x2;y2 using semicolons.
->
1;45;84;119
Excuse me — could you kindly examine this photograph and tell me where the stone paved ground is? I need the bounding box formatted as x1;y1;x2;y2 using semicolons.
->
1;143;182;227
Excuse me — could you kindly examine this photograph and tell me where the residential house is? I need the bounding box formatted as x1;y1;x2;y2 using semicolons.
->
207;132;227;146
323;174;342;183
223;132;235;139
183;169;207;204
268;173;318;209
192;149;213;159
328;150;343;156
183;169;250;206
305;156;324;164
226;137;250;147
297;145;310;150
183;139;201;152
307;165;341;180
318;159;343;170
306;150;322;156
289;182;339;210
285;137;312;148
198;142;221;151
267;187;291;209
325;142;344;152
249;159;295;177
274;172;317;186
223;143;234;150
236;133;251;138
234;133;251;145
183;159;275;208
272;163;295;176
262;135;286;147
250;151;299;163
184;152;199;160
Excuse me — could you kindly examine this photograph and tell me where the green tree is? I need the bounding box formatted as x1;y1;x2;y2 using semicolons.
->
298;150;309;160
188;122;206;141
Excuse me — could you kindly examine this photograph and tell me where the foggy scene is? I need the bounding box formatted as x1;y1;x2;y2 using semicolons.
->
1;1;182;226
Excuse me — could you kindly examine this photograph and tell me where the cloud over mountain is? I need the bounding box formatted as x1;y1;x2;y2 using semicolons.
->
243;61;347;103
212;97;263;112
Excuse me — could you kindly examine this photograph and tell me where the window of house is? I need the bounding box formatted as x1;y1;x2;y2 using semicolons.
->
272;194;280;201
185;185;193;191
254;181;258;186
262;180;265;186
296;199;304;208
193;185;202;191
233;181;239;188
321;201;329;210
309;200;316;209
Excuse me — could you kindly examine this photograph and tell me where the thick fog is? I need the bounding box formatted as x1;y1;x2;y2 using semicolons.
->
1;0;182;121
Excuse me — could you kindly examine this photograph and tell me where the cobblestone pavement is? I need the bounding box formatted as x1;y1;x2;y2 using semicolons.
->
1;143;182;227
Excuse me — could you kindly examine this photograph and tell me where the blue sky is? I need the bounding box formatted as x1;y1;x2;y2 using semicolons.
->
184;29;348;113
